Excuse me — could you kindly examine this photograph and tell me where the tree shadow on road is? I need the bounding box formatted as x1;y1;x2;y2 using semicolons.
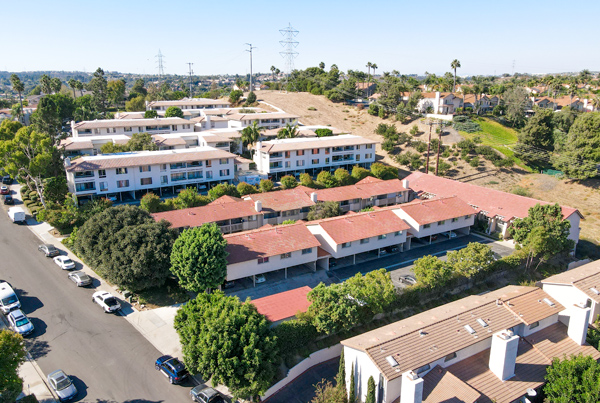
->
25;338;50;360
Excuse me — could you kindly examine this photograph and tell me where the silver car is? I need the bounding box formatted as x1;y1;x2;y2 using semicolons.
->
47;370;77;402
7;309;34;336
68;271;92;287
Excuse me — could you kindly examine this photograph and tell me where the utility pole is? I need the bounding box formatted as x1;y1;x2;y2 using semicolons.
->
245;43;257;93
426;121;433;173
187;63;194;97
435;122;445;176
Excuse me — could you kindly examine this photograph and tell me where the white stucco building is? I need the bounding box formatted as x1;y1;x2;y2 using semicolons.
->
146;98;230;111
226;112;299;130
71;118;193;138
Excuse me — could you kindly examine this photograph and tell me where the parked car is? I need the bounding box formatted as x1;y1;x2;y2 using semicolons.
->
442;231;457;238
68;271;93;287
0;186;9;195
2;175;12;185
329;260;337;268
222;280;235;289
53;256;76;270
399;275;417;286
3;195;14;205
190;386;225;403
155;355;189;384
39;244;60;257
7;309;34;336
47;370;77;402
0;281;21;314
8;207;26;223
92;291;121;313
255;274;266;284
105;194;118;202
386;245;400;253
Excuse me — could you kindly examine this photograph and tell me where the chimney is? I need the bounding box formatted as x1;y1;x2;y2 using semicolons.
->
255;200;262;213
64;157;71;167
488;329;519;381
310;192;318;203
402;179;409;189
115;112;120;119
400;371;423;403
567;304;591;345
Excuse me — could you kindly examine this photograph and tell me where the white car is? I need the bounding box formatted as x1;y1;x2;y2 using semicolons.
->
255;274;266;284
53;256;76;270
442;231;457;238
7;309;34;336
47;370;77;402
92;291;121;313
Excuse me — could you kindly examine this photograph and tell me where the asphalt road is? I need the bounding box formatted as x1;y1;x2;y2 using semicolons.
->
0;212;193;402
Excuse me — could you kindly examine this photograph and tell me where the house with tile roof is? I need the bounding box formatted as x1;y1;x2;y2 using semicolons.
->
541;259;600;324
403;172;582;249
342;285;599;403
224;223;320;285
250;286;312;324
416;92;462;115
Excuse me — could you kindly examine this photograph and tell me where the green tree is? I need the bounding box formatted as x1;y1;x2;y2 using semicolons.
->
334;168;354;186
170;224;228;292
9;74;24;123
127;132;158;151
544;354;600;403
174;291;278;399
337;350;348;403
67;78;79;99
130;78;147;98
349;366;356;403
307;201;342;221
107;79;126;107
552;112;600;179
237;182;258;196
446;242;494;277
50;77;62;94
312;379;346;403
39;74;52;95
140;192;161;213
315;128;334;137
280;175;298;189
514;108;555;166
259;179;274;192
241;121;265;154
317;171;338;188
0;119;23;141
126;95;146;112
307;282;362;334
228;90;243;104
300;173;317;188
42;176;68;204
277;123;299;139
281;219;296;225
208;183;240;200
413;255;453;288
88;67;108;112
344;269;396;315
503;86;529;127
245;91;257;105
365;376;375;403
450;59;461;93
174;187;203;209
164;106;184;118
510;203;573;254
144;110;158;118
351;166;372;181
30;97;63;141
370;162;398;180
0;330;27;402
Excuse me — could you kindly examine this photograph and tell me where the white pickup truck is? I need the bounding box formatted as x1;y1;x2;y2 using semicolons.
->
8;207;26;223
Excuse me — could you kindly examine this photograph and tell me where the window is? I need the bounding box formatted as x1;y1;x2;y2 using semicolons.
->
424;224;431;229
285;151;291;158
124;127;132;132
365;153;373;159
99;182;108;191
360;238;369;244
219;158;228;165
437;220;445;226
378;234;387;240
366;144;373;149
171;125;178;131
325;158;330;164
220;169;230;177
325;148;330;155
171;173;186;181
94;128;100;134
188;171;203;180
116;168;128;175
297;150;304;156
444;352;457;362
160;164;167;172
312;159;319;165
187;161;203;167
452;218;458;222
415;364;430;374
356;145;361;150
302;248;313;255
206;160;212;168
139;166;151;173
465;215;471;219
281;252;291;259
206;171;213;179
140;178;152;186
117;180;129;188
138;127;143;132
258;257;269;264
75;182;95;192
312;149;319;154
285;161;291;168
269;161;282;169
356;154;361;162
75;171;94;178
395;231;403;236
271;152;282;158
170;162;186;170
296;160;305;167
342;242;352;249
98;169;106;178
529;321;539;330
161;176;168;185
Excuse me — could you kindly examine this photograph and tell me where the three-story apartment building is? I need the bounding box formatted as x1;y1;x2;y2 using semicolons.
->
146;98;231;111
71;118;193;138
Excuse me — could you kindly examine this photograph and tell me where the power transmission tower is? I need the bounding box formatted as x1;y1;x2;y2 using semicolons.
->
279;23;299;90
245;43;257;92
187;63;194;97
156;49;166;78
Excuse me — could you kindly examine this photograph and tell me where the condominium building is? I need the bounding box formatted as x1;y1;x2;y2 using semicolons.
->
71;118;193;137
253;135;378;179
226;112;299;130
146;98;230;111
64;147;235;201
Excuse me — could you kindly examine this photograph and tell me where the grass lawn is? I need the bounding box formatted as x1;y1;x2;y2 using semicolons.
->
458;117;532;171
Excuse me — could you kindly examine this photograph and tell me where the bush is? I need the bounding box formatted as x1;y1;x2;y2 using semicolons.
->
245;91;257;105
511;186;532;197
317;171;338;188
308;106;317;111
368;104;379;116
410;125;419;136
382;139;396;152
370;162;398;180
414;141;427;153
315;128;333;137
273;319;318;353
453;116;481;133
299;173;317;188
280;175;298;189
259;179;274;193
237;182;258;196
469;157;480;167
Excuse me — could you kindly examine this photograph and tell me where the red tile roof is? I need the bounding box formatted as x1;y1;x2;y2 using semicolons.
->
396;196;476;225
152;199;258;229
404;172;581;222
310;210;410;244
250;286;312;322
310;179;407;203
224;223;320;265
243;186;315;212
210;195;243;205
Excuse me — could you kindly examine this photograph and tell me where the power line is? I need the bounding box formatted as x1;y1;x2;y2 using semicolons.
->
245;43;257;92
156;49;165;78
279;23;299;90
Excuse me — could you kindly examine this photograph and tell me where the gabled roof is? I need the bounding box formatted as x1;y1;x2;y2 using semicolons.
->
250;286;312;322
309;179;407;203
422;366;481;403
308;210;410;244
224;223;320;265
404;172;581;222
542;259;600;303
395;196;476;225
243;186;315;212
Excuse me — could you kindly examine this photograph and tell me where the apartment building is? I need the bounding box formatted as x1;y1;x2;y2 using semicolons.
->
224;223;320;285
146;98;230;111
71;118;193;137
253;135;378;179
342;285;599;403
64;147;235;201
541;259;600;324
313;177;409;211
226;112;299;130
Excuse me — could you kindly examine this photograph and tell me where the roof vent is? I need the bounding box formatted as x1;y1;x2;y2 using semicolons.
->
591;288;600;295
385;355;399;367
419;330;427;337
464;325;476;335
477;318;488;328
543;298;555;307
188;212;195;216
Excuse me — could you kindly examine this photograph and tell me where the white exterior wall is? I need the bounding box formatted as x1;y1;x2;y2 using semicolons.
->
344;346;385;403
148;102;230;111
566;213;581;245
67;157;234;196
226;247;317;281
73;122;194;137
542;283;599;324
392;210;475;238
522;313;559;337
228;117;298;130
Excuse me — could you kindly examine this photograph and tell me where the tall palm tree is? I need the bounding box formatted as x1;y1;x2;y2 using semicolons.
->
241;121;265;155
68;79;78;99
589;95;600;112
270;66;277;81
277;123;299;139
365;62;373;97
40;74;52;95
567;77;580;106
451;59;461;93
371;63;378;96
51;77;62;94
9;74;24;123
75;80;85;96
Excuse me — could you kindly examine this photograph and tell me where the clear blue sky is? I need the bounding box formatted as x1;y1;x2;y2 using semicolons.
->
2;0;599;77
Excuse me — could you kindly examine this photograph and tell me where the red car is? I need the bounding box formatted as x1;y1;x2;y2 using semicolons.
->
0;186;9;195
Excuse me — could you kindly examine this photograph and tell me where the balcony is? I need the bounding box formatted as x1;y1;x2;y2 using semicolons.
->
219;223;244;234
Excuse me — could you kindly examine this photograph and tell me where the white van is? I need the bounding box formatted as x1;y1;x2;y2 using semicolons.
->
8;207;26;223
0;282;21;314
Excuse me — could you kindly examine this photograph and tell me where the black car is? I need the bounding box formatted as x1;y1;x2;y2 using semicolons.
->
155;355;189;384
3;195;14;205
38;244;60;257
222;280;235;289
2;175;11;185
191;386;225;403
